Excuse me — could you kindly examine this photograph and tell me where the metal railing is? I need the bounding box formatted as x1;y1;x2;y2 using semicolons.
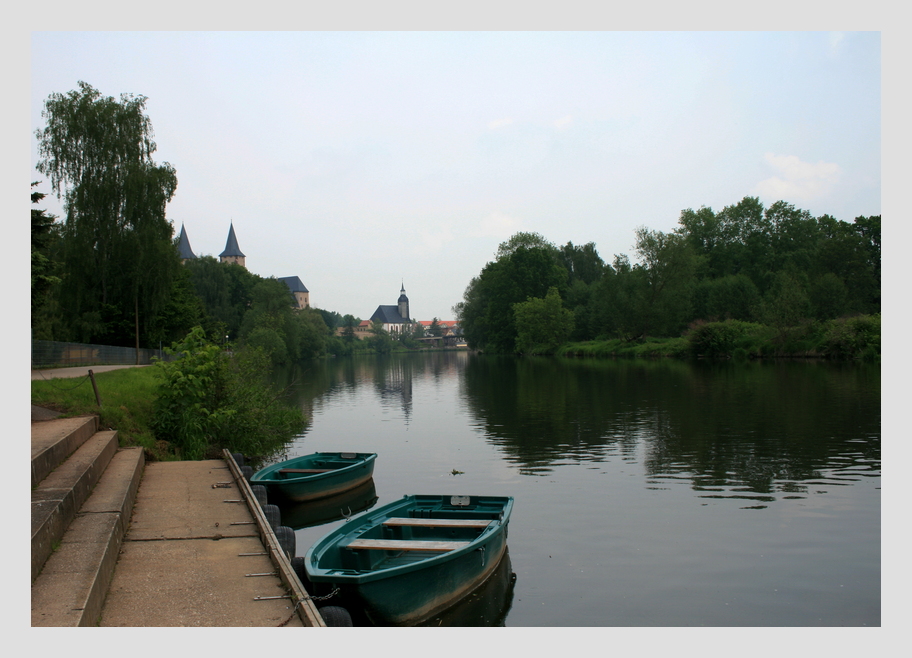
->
31;339;174;369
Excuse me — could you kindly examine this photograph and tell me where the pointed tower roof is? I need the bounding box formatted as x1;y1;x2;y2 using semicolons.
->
220;222;245;258
177;224;196;260
398;281;408;302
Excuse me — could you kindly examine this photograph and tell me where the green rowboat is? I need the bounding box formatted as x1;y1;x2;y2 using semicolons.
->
304;494;513;625
250;452;377;502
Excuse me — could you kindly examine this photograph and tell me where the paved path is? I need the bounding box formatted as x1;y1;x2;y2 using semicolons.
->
98;459;305;627
31;364;325;627
32;364;152;380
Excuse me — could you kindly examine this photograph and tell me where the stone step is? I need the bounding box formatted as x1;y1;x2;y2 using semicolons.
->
31;429;119;582
31;416;98;487
31;447;145;627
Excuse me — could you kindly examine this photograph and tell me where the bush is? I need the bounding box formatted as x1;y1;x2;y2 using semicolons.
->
244;326;289;365
685;319;769;358
152;327;306;460
820;314;881;360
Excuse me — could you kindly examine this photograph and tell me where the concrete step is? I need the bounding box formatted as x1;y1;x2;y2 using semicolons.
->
31;416;98;487
31;446;145;627
31;429;119;581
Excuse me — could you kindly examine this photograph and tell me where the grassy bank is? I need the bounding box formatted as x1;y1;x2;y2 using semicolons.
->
31;366;172;460
557;314;881;361
33;335;309;463
557;337;689;358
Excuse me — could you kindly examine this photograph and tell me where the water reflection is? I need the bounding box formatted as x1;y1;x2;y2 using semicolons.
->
462;355;880;504
276;353;879;626
275;479;378;530
278;353;467;434
415;550;516;627
280;354;880;504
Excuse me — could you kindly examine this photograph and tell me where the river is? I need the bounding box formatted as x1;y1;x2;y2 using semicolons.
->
272;351;880;627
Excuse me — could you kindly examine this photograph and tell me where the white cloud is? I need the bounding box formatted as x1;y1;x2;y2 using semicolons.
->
487;117;514;130
469;211;523;239
553;115;573;130
755;153;843;201
828;31;844;56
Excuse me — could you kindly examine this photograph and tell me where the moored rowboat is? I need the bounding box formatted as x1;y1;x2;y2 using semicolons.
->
304;494;513;625
250;452;377;502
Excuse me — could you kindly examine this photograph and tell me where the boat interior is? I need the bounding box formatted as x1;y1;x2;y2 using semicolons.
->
320;496;509;573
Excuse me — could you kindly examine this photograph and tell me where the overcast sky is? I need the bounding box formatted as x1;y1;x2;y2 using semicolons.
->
30;31;881;322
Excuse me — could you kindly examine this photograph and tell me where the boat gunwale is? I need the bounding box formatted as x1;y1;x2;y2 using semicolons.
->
305;494;513;585
251;451;377;484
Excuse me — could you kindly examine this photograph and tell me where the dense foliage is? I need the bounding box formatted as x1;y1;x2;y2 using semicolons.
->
455;198;880;358
31;183;61;339
32;82;339;364
151;327;306;460
35;82;191;349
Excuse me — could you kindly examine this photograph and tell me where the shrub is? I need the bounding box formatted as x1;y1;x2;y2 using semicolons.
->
820;314;881;360
152;327;306;460
685;319;768;358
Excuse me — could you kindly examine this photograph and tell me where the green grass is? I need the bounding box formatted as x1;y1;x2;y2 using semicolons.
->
31;366;177;461
557;336;689;359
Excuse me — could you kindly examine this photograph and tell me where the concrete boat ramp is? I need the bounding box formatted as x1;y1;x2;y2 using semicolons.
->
31;412;326;627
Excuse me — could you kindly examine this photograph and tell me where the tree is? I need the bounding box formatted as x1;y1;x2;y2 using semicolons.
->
296;308;330;359
759;269;811;337
513;287;575;354
591;254;649;340
315;308;343;329
367;320;393;354
692;274;760;322
184;256;260;340
495;231;557;260
810;272;849;320
558;241;605;285
31;182;61;338
35;81;180;348
152;327;306;460
341;314;358;343
239;278;303;364
456;239;568;353
631;227;700;336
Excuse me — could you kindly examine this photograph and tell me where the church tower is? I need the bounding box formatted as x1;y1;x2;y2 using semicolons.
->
177;224;197;263
398;282;410;321
219;222;246;268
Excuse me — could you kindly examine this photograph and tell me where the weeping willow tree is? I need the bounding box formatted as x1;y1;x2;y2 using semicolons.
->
35;81;180;350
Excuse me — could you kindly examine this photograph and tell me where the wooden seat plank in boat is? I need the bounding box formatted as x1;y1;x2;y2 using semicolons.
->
382;518;493;529
346;538;470;552
278;468;333;474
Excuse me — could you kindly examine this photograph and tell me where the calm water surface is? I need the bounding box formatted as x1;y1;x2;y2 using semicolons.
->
272;352;880;627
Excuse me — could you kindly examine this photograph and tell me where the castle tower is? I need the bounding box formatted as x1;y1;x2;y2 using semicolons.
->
219;222;246;268
398;282;410;321
177;224;197;263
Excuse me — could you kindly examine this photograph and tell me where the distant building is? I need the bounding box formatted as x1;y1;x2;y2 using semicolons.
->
177;222;311;308
219;222;246;267
369;283;412;334
278;276;310;309
417;320;461;336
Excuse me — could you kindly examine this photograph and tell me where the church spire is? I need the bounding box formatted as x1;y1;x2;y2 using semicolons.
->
177;224;196;262
219;221;246;268
398;281;410;321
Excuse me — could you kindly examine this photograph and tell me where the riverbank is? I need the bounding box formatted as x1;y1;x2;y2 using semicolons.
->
32;314;880;463
556;315;881;361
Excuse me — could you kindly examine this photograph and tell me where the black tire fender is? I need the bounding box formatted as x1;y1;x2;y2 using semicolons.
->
319;605;353;627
